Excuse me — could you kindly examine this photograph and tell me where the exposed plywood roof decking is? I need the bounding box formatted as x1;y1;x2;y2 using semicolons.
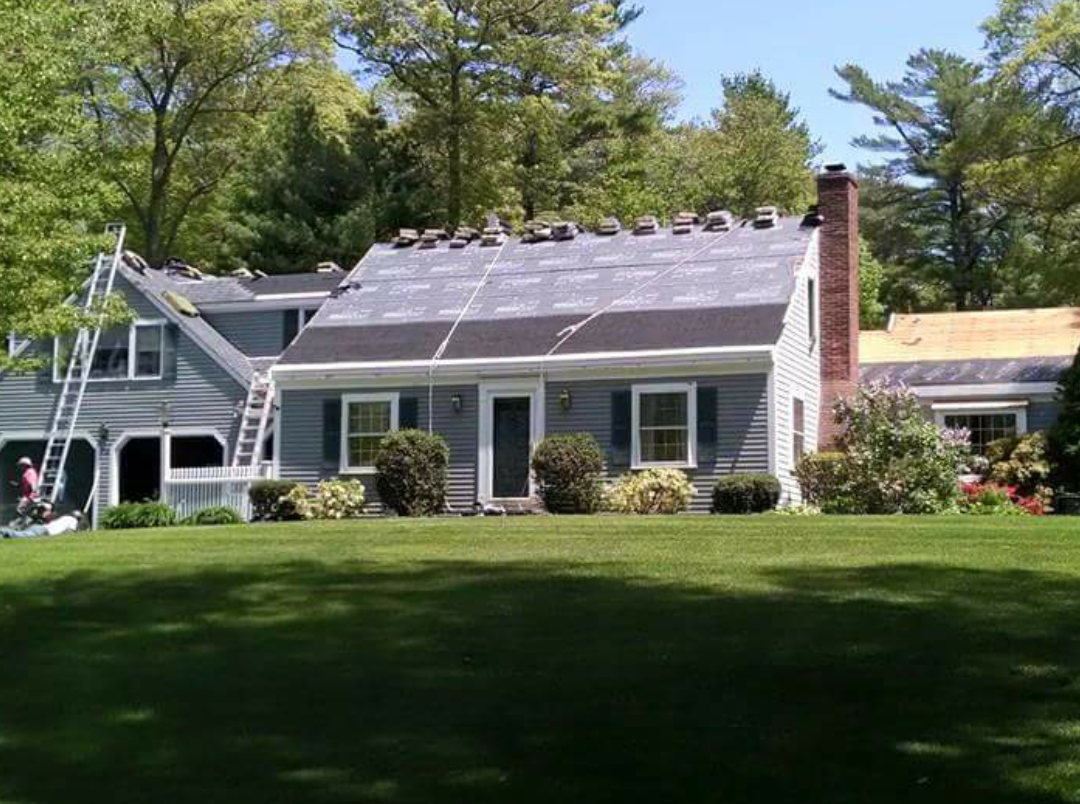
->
861;308;1080;364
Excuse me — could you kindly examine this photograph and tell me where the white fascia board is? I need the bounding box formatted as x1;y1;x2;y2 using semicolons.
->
272;345;776;385
931;400;1029;411
198;297;328;314
910;382;1060;399
252;291;332;302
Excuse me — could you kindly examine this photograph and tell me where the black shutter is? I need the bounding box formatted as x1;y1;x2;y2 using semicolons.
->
610;390;632;467
697;386;718;454
399;396;419;430
282;310;299;352
323;398;342;471
162;323;180;382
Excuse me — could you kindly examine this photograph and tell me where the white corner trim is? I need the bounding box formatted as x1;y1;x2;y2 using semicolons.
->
631;381;698;470
339;392;400;475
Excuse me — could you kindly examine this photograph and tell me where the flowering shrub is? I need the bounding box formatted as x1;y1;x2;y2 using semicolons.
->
279;480;367;520
960;482;1045;516
772;503;822;516
250;480;304;521
820;384;972;514
604;469;694;515
984;432;1053;508
281;484;318;520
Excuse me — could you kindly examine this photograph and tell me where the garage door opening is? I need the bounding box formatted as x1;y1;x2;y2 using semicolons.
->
0;439;96;523
117;434;224;504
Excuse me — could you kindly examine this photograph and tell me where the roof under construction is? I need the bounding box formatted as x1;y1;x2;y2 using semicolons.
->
280;216;817;366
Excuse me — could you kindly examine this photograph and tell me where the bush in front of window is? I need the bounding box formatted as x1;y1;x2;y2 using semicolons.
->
712;474;781;514
100;501;178;530
311;479;366;520
182;506;244;526
250;480;305;521
374;430;449;516
804;384;972;514
531;434;605;514
604;468;694;515
983;432;1054;509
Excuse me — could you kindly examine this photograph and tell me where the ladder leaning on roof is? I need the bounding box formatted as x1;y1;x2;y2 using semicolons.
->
231;371;275;468
37;224;127;505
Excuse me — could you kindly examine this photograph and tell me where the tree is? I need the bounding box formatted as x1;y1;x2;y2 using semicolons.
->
0;0;126;364
833;50;1028;310
83;0;329;266
334;0;625;227
1050;345;1080;490
859;241;887;329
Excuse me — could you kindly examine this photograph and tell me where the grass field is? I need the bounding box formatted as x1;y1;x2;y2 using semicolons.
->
2;516;1080;803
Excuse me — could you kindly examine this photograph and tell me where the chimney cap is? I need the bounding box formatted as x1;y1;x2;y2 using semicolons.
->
825;162;848;173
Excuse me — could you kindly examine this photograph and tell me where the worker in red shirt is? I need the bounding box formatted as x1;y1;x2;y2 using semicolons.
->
15;457;39;502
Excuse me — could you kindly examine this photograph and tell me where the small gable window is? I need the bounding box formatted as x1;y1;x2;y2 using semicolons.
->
342;392;399;473
793;398;806;464
632;383;697;469
54;321;166;383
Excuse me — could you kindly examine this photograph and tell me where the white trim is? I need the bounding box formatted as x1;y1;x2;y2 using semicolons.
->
931;400;1029;411
339;392;400;475
273;345;775;383
478;379;544;503
272;385;282;480
766;368;777;476
906;382;1060;399
253;291;332;302
197;299;328;315
52;319;167;384
109;428;227;508
631;382;698;470
0;430;99;525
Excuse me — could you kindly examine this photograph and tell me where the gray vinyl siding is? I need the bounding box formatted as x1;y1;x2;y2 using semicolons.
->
277;385;479;511
544;374;770;513
917;394;1062;434
204;310;289;358
771;234;821;503
0;275;248;519
1029;399;1062;431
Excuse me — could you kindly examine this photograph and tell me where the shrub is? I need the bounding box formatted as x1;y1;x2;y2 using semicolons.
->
984;432;1053;507
531;434;605;514
1050;345;1080;489
795;452;857;510
250;480;304;521
281;484;317;520
824;384;971;514
712;474;781;514
773;503;822;516
374;429;449;517
959;482;1037;516
604;469;694;515
101;501;178;530
311;479;366;519
182;506;243;526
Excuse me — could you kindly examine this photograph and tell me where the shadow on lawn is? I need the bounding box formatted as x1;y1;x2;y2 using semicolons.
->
1;559;1079;803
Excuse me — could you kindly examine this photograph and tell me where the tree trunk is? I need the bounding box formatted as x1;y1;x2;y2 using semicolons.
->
447;71;463;228
144;108;172;267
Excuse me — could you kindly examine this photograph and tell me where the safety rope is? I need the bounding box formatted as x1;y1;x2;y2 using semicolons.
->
426;237;510;431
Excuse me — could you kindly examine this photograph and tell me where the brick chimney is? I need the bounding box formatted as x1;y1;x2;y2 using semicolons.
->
816;164;860;446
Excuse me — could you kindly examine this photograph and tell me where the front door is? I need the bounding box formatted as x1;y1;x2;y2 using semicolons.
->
491;397;532;499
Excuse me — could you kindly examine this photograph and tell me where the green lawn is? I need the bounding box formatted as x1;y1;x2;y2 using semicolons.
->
2;516;1080;803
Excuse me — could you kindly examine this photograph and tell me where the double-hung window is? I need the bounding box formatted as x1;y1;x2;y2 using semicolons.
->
632;383;697;469
342;393;399;473
793;398;806;463
54;321;165;382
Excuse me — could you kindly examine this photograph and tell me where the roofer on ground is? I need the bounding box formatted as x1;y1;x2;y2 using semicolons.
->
1;509;83;539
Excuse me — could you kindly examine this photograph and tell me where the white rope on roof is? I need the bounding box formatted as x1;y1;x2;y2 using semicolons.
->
541;223;743;361
426;237;510;432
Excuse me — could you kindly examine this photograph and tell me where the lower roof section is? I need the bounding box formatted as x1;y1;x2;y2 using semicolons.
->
279;304;787;367
860;356;1071;387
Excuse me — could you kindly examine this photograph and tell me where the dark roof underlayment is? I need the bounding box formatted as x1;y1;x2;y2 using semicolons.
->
861;357;1071;387
160;271;343;305
281;217;815;366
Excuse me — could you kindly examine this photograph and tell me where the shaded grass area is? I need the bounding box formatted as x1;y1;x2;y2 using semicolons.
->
2;516;1080;802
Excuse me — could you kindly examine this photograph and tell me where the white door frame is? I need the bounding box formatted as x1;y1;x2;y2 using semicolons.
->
477;379;545;503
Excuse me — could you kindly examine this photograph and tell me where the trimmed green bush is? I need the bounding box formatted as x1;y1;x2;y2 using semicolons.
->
795;452;860;513
375;429;449;516
182;506;243;526
531;433;605;514
100;501;178;530
250;480;303;521
712;474;781;514
604;469;694;515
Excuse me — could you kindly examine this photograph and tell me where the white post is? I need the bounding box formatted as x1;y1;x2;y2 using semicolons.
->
161;427;172;504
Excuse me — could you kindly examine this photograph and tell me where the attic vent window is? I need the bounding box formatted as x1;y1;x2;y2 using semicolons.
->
395;228;419;247
633;215;659;235
753;206;779;229
597;217;622;236
704;210;734;232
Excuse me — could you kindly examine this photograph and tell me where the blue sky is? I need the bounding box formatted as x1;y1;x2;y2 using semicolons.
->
626;0;1000;168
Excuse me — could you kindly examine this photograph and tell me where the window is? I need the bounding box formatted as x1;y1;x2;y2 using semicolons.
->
632;383;697;468
807;277;817;344
54;321;165;382
942;412;1021;456
793;397;806;463
342;393;399;472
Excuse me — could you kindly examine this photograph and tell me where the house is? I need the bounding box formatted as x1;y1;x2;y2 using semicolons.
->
271;167;863;511
860;308;1078;454
0;254;341;526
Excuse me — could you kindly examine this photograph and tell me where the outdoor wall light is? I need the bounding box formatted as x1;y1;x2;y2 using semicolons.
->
97;423;110;444
451;394;463;413
559;390;572;410
158;401;172;429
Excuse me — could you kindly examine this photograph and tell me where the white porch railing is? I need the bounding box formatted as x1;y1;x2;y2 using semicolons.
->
163;464;271;522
